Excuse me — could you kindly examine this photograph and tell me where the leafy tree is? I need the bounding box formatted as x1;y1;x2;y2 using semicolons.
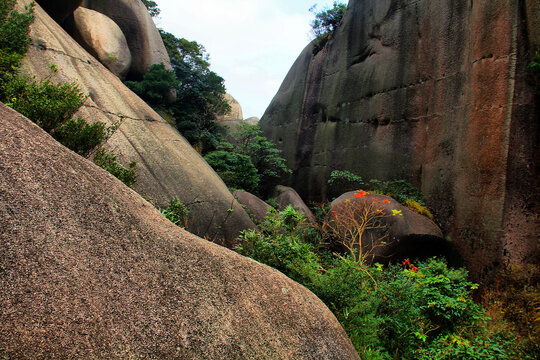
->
229;123;291;196
204;143;259;193
125;63;178;107
310;1;347;39
142;0;160;17
160;30;229;153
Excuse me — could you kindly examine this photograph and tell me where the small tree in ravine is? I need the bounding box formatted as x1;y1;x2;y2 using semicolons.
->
229;123;291;196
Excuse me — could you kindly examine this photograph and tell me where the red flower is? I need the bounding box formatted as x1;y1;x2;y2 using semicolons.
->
382;199;391;204
402;259;411;266
354;190;368;198
371;198;379;203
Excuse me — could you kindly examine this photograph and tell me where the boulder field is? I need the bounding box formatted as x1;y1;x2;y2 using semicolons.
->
18;0;254;245
0;103;359;359
260;0;539;280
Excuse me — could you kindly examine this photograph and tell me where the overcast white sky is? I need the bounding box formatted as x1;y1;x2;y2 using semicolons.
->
154;0;341;119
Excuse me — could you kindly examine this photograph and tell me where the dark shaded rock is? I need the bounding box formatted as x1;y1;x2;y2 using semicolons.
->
233;190;273;223
274;185;316;222
329;192;447;264
35;0;82;23
20;0;254;245
0;103;359;359
260;0;540;280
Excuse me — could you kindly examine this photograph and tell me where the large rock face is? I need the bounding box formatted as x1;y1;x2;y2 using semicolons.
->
260;0;539;279
71;7;132;79
82;0;172;78
0;103;359;359
19;0;254;244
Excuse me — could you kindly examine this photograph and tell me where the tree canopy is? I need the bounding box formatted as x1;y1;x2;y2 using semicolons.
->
159;30;230;153
142;0;160;17
310;1;347;38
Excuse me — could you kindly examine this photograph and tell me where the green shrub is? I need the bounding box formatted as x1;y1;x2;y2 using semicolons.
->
236;206;321;285
204;149;259;193
92;148;137;188
235;206;513;359
327;170;364;199
160;197;189;228
0;0;33;72
366;178;425;205
124;63;178;107
53;117;107;156
1;74;87;132
529;51;540;76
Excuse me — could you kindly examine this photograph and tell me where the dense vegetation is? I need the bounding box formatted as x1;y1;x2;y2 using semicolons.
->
0;0;136;187
204;123;291;197
125;29;230;154
236;205;534;360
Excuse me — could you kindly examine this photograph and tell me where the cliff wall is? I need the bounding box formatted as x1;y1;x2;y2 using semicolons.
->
260;0;539;278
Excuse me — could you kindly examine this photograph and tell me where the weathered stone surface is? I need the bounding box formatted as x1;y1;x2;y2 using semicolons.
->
19;0;254;245
245;116;260;125
82;0;171;78
329;192;447;263
222;93;244;121
260;0;539;279
35;0;82;23
274;185;316;223
71;7;131;79
233;190;273;223
216;93;245;136
0;103;359;360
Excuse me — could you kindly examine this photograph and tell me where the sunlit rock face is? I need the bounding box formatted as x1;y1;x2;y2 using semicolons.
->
82;0;172;78
260;0;539;280
71;7;132;79
20;0;255;244
0;103;359;360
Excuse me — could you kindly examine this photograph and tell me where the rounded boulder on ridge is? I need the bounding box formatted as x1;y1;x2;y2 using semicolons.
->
329;192;447;263
71;7;132;79
82;0;171;77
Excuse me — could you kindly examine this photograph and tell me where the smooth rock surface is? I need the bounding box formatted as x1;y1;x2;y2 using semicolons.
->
330;192;447;263
274;185;316;223
19;0;254;245
0;103;359;360
72;7;131;79
82;0;171;78
233;190;273;223
245;116;260;125
260;0;539;279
